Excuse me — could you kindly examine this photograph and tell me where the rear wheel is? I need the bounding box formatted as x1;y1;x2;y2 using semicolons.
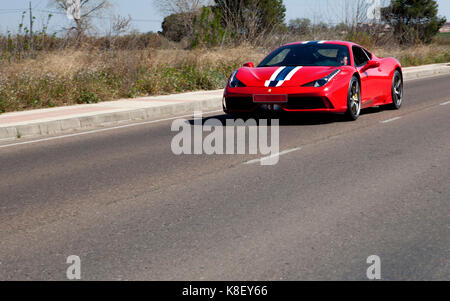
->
389;70;403;109
346;76;361;121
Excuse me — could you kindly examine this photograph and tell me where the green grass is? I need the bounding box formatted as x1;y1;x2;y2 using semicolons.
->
398;48;450;66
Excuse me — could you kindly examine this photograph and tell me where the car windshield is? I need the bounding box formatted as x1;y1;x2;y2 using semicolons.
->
258;43;351;67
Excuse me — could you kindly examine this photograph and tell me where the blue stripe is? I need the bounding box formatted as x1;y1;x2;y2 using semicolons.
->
268;81;278;87
275;66;296;82
267;66;296;87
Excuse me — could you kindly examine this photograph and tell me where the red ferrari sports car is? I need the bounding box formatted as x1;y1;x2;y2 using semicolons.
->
223;41;403;120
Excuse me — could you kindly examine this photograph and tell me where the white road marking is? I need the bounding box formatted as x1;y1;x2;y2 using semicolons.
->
380;117;402;124
245;147;302;165
0;109;224;149
440;101;450;106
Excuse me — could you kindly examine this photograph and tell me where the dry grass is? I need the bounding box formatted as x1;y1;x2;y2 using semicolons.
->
1;51;92;76
0;47;264;113
373;44;450;66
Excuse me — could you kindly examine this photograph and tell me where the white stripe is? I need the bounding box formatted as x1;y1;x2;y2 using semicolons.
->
381;117;402;124
275;67;303;87
302;41;310;44
440;101;450;106
284;66;303;81
269;67;285;81
318;40;327;44
245;147;302;165
265;67;285;87
0;110;224;149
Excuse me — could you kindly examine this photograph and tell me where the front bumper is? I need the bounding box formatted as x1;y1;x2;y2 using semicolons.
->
223;82;349;114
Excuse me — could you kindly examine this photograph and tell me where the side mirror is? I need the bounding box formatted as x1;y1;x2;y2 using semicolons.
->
243;62;254;68
362;60;380;72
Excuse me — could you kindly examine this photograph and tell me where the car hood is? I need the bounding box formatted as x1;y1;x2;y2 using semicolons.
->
236;66;340;87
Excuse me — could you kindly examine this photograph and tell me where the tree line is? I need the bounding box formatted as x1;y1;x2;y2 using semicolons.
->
160;0;446;47
1;0;447;56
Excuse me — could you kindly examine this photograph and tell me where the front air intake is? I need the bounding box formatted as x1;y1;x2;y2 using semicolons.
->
285;97;328;110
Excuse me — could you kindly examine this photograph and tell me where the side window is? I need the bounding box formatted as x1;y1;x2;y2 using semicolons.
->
352;46;370;67
362;48;372;60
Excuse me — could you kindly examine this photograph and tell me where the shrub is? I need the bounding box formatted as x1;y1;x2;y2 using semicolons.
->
382;0;447;45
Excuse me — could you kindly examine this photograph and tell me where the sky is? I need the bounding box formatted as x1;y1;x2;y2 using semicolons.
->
0;0;449;35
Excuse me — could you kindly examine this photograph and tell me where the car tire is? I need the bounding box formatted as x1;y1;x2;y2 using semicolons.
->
389;70;403;110
345;76;361;121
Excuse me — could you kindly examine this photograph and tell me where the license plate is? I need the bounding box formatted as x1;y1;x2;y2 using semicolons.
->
253;95;288;103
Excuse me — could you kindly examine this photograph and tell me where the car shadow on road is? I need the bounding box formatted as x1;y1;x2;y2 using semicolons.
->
188;106;386;126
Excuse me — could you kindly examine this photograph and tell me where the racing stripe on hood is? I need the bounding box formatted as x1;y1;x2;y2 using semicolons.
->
285;66;303;80
265;66;303;87
266;66;296;87
275;66;296;81
266;66;295;87
265;67;285;87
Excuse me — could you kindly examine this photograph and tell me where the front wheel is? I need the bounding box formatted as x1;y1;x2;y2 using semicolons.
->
346;76;361;121
389;70;403;110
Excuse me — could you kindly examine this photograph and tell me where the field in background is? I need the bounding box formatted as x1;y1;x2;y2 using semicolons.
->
0;47;265;113
0;37;449;113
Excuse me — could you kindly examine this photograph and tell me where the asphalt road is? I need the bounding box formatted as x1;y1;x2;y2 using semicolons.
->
0;74;449;280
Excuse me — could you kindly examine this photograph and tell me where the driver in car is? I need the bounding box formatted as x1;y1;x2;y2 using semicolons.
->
337;50;349;66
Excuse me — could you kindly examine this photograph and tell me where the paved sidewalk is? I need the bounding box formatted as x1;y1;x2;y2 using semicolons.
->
402;63;450;79
0;63;449;140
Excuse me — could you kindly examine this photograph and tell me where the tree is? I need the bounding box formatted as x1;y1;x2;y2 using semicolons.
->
161;11;197;42
155;0;213;43
214;0;286;41
52;0;110;40
192;6;227;47
288;18;311;35
382;0;446;44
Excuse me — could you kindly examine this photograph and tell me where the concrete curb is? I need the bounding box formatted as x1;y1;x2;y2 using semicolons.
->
1;63;449;141
403;63;450;80
0;97;223;140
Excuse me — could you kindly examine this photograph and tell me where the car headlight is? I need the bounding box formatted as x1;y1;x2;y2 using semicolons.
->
229;71;246;88
302;69;341;88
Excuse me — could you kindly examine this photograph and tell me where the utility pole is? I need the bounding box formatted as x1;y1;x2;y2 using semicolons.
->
29;1;33;50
